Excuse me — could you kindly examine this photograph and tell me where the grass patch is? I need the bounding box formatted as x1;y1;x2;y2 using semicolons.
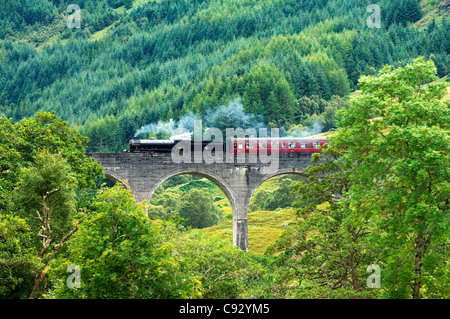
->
90;24;115;41
199;208;297;255
248;209;297;254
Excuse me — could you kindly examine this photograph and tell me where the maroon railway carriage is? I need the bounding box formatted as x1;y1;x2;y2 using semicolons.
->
129;137;329;154
230;138;329;154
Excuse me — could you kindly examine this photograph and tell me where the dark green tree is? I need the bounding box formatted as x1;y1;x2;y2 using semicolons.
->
179;188;223;229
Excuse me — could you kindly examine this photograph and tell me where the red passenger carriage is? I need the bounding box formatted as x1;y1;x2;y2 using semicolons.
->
230;138;328;154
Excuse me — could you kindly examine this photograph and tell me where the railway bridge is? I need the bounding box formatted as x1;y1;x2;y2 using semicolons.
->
87;151;318;251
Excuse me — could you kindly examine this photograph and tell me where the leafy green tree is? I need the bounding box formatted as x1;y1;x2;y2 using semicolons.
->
0;116;22;211
14;151;79;299
15;151;78;245
250;177;298;212
264;177;297;211
14;111;103;189
148;189;182;221
0;112;104;298
179;188;223;229
334;57;449;299
249;189;271;212
172;230;263;299
48;184;202;299
264;58;449;299
0;214;40;299
242;63;297;127
262;146;376;299
395;0;422;26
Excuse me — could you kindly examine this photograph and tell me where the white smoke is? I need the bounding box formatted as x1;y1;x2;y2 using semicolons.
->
134;98;325;139
134;113;201;138
134;98;265;138
286;120;324;137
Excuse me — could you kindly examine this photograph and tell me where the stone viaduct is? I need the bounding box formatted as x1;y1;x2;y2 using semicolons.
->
87;151;317;251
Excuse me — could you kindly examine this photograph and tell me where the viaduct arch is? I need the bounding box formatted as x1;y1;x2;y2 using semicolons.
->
87;151;317;251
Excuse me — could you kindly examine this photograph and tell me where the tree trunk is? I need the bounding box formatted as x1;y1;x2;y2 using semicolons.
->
29;260;52;299
412;231;428;299
349;250;363;291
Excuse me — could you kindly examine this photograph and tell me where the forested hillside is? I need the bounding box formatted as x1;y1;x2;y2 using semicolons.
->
0;0;449;301
0;0;449;151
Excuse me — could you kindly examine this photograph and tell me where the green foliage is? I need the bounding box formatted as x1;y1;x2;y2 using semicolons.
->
385;0;423;27
261;57;449;299
0;110;103;218
0;117;21;210
258;146;377;299
149;176;225;227
0;214;41;299
14;151;77;248
159;174;195;189
172;230;263;299
179;188;224;229
334;57;449;299
249;177;299;212
48;184;202;298
0;111;104;298
13;112;104;189
0;0;448;151
0;0;449;300
295;95;349;132
178;179;217;193
148;190;182;221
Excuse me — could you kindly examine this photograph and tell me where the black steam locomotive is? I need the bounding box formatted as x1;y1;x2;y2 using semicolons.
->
129;137;217;153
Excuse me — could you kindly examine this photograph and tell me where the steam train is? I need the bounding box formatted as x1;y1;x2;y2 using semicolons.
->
129;137;329;153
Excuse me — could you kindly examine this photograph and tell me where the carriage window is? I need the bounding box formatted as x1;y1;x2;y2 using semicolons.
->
238;144;244;149
281;143;286;148
249;143;254;148
271;142;278;148
246;143;249;148
289;142;296;149
313;142;320;148
259;143;266;149
301;142;308;149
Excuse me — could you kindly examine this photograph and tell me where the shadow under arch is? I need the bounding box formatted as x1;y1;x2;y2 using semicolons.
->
104;171;131;190
145;168;237;217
